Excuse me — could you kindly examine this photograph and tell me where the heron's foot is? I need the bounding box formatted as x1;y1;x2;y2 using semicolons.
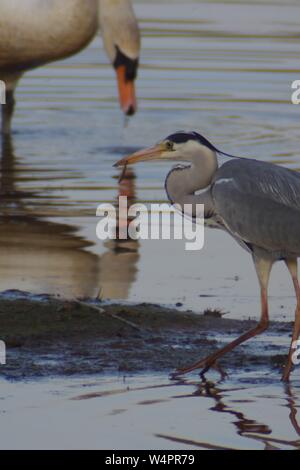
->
201;361;228;381
170;361;206;380
170;359;227;381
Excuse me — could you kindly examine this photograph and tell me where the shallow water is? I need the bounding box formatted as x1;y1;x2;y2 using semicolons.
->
0;373;300;450
1;1;300;319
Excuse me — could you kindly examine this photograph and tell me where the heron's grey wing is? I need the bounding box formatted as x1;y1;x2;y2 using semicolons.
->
211;158;300;255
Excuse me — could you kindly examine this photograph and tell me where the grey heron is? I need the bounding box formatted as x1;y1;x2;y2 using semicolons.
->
0;0;140;134
115;131;300;381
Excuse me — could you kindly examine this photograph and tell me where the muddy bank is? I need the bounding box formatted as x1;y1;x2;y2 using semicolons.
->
0;294;292;380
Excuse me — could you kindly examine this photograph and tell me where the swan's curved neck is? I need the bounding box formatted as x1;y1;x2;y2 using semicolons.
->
165;147;218;218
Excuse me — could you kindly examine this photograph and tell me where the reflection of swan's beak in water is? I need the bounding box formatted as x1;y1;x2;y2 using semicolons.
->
99;240;139;300
99;167;140;300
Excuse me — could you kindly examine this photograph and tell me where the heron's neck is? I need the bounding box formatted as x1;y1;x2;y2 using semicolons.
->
165;147;218;218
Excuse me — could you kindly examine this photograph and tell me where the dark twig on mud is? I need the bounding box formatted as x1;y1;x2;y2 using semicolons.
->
74;300;143;332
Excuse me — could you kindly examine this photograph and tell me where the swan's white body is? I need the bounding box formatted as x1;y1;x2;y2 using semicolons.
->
0;0;100;90
0;0;140;131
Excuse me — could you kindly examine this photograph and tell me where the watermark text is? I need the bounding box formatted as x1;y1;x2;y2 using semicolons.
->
0;81;5;105
292;339;300;365
0;341;6;365
96;197;205;251
291;80;300;104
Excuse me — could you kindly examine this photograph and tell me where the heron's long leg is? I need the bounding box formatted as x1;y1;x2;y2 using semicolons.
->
282;258;300;382
172;256;272;377
1;90;15;135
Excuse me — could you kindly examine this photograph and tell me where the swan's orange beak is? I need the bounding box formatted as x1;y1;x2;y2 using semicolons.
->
116;65;137;116
114;144;165;168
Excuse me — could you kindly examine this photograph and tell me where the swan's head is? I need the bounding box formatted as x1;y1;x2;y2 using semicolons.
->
99;0;140;116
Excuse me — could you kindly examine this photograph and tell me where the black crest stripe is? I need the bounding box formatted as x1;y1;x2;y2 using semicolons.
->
165;131;239;158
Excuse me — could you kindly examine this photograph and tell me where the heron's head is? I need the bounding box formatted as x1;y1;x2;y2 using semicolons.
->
99;0;140;116
114;131;220;167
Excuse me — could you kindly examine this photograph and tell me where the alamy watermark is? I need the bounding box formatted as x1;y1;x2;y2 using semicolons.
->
0;341;6;365
0;80;5;105
291;80;300;104
292;340;300;365
96;197;204;251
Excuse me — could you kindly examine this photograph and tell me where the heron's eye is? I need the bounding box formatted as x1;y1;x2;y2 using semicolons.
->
165;141;174;151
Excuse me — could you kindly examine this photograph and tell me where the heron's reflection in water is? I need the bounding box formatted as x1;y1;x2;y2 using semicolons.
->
0;135;139;300
158;378;300;450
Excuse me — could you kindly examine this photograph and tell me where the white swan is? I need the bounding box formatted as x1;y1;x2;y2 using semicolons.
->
0;0;140;133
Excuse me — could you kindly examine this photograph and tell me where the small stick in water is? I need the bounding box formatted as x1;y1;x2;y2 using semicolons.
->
119;163;128;183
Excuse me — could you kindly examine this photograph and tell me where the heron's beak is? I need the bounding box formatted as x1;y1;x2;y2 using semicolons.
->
116;65;137;116
114;144;165;168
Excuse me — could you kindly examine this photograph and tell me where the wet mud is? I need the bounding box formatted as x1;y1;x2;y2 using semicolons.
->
0;292;292;380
